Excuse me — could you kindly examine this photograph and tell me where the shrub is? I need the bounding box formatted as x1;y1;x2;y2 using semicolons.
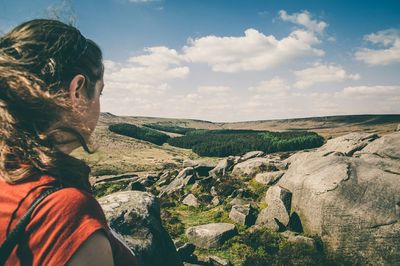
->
167;129;325;157
160;209;185;238
109;123;170;145
93;180;131;198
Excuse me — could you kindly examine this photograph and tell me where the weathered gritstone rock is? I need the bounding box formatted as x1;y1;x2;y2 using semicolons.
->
160;167;197;195
186;223;237;249
254;171;285;185
255;186;292;232
98;191;182;266
211;196;220;206
238;150;265;162
209;156;237;177
318;132;379;157
90;172;139;186
354;132;400;160
207;255;232;266
229;204;257;226
157;170;179;187
277;132;400;265
182;194;199;207
232;157;287;179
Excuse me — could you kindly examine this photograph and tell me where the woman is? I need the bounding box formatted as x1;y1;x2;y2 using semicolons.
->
0;19;138;265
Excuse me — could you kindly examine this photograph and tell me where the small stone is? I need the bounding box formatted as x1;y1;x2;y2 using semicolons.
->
211;186;218;197
183;194;199;207
211;196;220;206
239;151;265;162
208;255;232;266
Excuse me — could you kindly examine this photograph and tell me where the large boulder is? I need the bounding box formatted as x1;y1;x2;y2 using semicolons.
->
229;204;257;226
185;223;237;248
98;191;182;266
277;132;400;264
232;157;287;179
255;186;292;231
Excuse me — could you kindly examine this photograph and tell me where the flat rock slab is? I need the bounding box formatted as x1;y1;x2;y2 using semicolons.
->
186;223;237;249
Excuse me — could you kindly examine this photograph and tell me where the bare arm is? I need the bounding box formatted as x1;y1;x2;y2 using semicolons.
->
66;230;114;266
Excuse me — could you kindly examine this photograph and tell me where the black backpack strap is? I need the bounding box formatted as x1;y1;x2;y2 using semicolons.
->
0;183;65;265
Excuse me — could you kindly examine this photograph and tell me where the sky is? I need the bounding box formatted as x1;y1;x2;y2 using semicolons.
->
1;0;400;122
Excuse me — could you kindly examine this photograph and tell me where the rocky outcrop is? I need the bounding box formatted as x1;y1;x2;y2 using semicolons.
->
98;191;182;266
183;160;217;177
160;167;197;195
254;171;285;185
276;132;400;264
256;186;292;231
238;150;265;162
209;156;237;177
232;157;287;179
185;223;237;248
229;204;257;226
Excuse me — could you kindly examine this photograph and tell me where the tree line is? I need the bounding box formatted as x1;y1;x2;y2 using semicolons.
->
109;123;325;156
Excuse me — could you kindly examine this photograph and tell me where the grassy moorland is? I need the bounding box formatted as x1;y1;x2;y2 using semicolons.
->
72;113;399;179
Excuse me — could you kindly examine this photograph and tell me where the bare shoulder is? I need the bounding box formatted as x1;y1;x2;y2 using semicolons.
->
66;230;114;266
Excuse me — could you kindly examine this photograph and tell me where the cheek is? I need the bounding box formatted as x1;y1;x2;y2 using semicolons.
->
87;99;100;133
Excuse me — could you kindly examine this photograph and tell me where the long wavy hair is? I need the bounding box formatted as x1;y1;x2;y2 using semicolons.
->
0;19;103;193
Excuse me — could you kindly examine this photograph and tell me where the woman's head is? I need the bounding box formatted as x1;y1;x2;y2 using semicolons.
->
0;19;104;191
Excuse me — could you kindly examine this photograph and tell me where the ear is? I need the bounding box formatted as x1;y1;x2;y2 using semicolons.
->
69;74;86;105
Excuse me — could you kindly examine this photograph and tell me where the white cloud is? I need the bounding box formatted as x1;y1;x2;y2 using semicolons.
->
279;10;327;34
104;47;189;85
248;77;290;93
197;86;231;94
183;28;324;73
336;85;400;96
355;29;400;65
294;63;360;89
128;46;183;67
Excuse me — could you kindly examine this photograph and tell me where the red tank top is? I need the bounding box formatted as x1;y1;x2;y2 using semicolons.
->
0;173;139;265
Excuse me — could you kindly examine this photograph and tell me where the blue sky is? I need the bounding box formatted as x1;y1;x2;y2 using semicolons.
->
1;0;400;122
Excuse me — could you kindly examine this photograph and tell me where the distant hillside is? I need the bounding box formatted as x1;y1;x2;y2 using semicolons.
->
98;113;400;139
71;113;399;178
